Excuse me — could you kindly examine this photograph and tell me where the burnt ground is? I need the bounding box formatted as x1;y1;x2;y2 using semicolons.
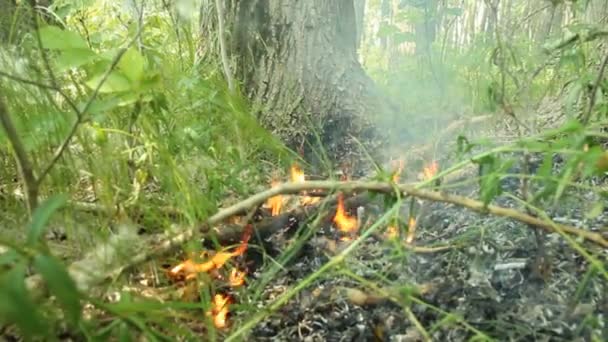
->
207;110;608;342
125;113;607;341
237;159;607;341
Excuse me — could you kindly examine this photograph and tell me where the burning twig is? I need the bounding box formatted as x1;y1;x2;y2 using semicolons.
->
169;225;252;280
267;180;284;216
333;193;358;234
25;179;607;297
207;294;231;329
201;180;607;247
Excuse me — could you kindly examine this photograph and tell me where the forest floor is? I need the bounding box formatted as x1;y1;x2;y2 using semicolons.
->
2;101;606;341
139;104;606;341
231;112;607;341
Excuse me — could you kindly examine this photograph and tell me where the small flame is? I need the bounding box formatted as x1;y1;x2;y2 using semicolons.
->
301;196;321;205
392;159;405;183
267;180;283;216
208;294;230;329
333;193;358;233
290;164;305;183
386;225;399;239
290;163;321;205
423;161;438;180
229;268;246;287
406;217;417;244
169;225;252;279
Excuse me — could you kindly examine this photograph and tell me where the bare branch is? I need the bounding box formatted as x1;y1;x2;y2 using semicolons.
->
0;70;56;90
21;178;607;295
205;180;607;247
582;54;608;125
0;70;83;116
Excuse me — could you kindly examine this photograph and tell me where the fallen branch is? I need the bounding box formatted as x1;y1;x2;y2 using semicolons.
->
23;179;608;296
204;180;607;247
204;193;375;246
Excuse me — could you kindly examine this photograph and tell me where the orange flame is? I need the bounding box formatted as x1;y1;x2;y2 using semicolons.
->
386;225;399;239
301;196;321;206
169;225;252;279
267;180;283;216
406;217;417;244
291;163;321;205
392;159;405;183
333;193;358;233
290;164;305;183
229;268;246;287
423;161;438;180
208;294;230;329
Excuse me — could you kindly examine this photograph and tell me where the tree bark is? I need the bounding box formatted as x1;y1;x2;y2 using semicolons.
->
202;0;395;166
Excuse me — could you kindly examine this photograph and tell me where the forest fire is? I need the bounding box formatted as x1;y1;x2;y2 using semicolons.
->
406;217;417;244
208;294;231;329
169;225;252;280
291;163;320;205
267;180;283;216
423;161;439;180
386;225;399;239
290;164;305;183
229;268;246;287
333;193;358;233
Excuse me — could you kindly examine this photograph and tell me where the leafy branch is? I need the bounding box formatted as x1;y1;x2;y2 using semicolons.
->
0;18;142;213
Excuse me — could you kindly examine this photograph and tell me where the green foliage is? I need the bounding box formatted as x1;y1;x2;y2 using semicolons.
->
0;1;286;338
0;195;80;338
27;195;67;246
33;254;81;324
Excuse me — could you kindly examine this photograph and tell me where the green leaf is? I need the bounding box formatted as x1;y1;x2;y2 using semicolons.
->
586;202;604;219
84;97;122;121
537;153;554;178
38;25;88;50
33;254;82;324
118;47;145;84
119;321;133;342
56;48;98;71
0;264;48;337
27;194;67;246
0;248;20;267
85;71;133;93
456;135;474;156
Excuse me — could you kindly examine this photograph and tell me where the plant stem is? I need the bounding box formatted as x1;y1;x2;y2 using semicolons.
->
0;92;39;214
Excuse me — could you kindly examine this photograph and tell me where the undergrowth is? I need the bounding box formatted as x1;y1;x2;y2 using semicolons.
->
0;1;607;341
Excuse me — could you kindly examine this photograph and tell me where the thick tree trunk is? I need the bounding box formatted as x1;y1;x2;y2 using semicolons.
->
204;0;395;166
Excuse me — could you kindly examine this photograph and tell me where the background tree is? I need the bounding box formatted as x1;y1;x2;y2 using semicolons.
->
201;0;398;166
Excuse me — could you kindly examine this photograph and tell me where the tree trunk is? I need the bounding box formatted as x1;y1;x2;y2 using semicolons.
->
202;0;393;167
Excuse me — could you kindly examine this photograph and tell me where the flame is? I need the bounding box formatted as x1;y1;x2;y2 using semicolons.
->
392;159;405;183
301;196;321;205
229;268;246;287
290;163;321;205
333;193;358;233
267;180;283;216
406;217;417;244
290;164;305;183
169;225;252;279
386;225;399;239
422;161;439;180
208;294;230;329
